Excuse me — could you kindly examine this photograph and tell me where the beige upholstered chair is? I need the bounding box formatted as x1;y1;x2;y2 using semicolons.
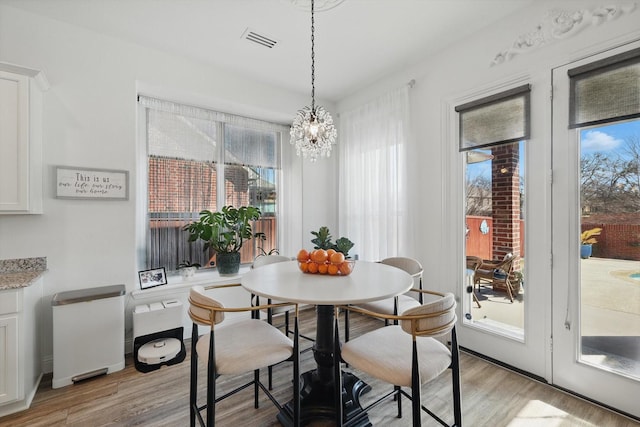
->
346;257;424;340
334;289;461;427
251;255;294;333
188;284;300;427
251;255;310;389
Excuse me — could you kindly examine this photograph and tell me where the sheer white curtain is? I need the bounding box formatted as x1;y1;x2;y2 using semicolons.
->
338;85;410;261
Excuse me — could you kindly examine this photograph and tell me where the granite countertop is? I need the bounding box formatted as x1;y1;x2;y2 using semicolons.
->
0;257;47;290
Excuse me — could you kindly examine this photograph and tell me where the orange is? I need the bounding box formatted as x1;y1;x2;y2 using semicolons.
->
329;252;345;265
310;249;328;263
299;261;309;272
317;263;328;274
297;249;310;262
307;261;319;274
326;249;337;259
327;264;339;275
339;262;352;275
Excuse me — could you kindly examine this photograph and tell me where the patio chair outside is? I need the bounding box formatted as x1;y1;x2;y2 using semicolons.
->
474;253;518;302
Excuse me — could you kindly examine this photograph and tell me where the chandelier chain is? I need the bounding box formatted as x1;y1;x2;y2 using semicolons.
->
289;0;336;161
311;0;315;111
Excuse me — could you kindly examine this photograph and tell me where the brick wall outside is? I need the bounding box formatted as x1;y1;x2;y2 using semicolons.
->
467;216;640;262
490;144;521;270
147;157;275;269
583;213;640;261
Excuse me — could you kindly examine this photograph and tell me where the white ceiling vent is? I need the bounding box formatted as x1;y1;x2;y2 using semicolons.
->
242;28;278;49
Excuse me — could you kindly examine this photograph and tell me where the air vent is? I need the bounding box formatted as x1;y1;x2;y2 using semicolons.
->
242;28;278;49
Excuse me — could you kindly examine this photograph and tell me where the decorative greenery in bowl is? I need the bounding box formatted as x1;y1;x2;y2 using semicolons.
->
296;226;356;275
310;226;354;258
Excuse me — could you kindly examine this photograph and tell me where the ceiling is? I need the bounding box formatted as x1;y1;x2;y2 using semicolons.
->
3;0;534;102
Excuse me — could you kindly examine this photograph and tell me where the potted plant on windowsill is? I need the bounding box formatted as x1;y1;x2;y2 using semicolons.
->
580;227;602;259
183;205;264;275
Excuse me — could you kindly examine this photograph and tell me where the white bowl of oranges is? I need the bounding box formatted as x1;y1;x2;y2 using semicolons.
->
297;248;355;276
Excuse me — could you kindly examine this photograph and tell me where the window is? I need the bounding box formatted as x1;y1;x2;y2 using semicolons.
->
457;85;530;335
138;96;285;272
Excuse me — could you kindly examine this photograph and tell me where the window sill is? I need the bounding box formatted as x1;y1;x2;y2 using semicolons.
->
131;266;251;300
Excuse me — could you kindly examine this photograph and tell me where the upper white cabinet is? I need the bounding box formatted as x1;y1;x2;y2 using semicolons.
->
0;63;48;214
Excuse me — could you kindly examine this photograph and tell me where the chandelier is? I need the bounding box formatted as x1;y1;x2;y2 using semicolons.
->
290;0;337;161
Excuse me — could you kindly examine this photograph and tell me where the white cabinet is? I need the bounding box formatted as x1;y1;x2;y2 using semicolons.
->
0;63;48;214
0;278;43;417
0;315;19;404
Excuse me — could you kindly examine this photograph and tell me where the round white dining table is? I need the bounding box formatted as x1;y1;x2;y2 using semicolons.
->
242;260;413;426
241;259;413;305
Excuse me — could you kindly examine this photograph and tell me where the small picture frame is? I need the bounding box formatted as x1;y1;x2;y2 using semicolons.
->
138;267;168;290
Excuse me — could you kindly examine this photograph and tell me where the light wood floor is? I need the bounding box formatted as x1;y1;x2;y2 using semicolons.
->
1;307;638;427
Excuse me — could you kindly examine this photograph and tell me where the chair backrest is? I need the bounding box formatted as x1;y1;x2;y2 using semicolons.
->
401;292;457;338
252;254;291;269
466;256;482;271
498;254;517;274
189;285;225;326
380;257;423;278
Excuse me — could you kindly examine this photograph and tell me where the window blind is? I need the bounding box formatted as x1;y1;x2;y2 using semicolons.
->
455;84;531;152
568;47;640;129
138;95;284;270
138;95;286;168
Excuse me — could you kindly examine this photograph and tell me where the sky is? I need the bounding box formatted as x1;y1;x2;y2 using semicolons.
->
466;119;640;179
580;119;640;156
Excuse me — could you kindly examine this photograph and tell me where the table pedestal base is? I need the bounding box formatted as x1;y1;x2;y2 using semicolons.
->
277;370;372;426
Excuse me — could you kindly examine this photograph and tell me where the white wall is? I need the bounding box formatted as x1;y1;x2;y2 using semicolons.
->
0;4;337;369
1;0;639;372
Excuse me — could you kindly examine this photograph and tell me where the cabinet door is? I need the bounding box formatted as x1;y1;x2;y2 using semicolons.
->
0;315;19;404
0;71;29;211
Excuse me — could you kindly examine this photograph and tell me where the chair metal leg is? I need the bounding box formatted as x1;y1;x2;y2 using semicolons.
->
411;341;421;427
452;329;462;426
285;310;290;337
190;323;198;427
293;312;301;427
344;307;350;342
254;370;260;408
207;330;215;427
395;385;402;418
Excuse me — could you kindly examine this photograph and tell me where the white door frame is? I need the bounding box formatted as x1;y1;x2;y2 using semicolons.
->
444;72;552;381
551;39;640;419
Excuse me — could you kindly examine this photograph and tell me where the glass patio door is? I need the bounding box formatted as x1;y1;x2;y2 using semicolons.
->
551;41;640;419
455;79;550;380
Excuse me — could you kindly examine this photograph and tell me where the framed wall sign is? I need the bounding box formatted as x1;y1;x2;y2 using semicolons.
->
138;267;168;290
56;166;129;200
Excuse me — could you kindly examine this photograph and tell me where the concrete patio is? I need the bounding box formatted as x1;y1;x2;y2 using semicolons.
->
468;257;640;377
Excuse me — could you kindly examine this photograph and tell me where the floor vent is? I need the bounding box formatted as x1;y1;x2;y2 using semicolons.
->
242;28;278;49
